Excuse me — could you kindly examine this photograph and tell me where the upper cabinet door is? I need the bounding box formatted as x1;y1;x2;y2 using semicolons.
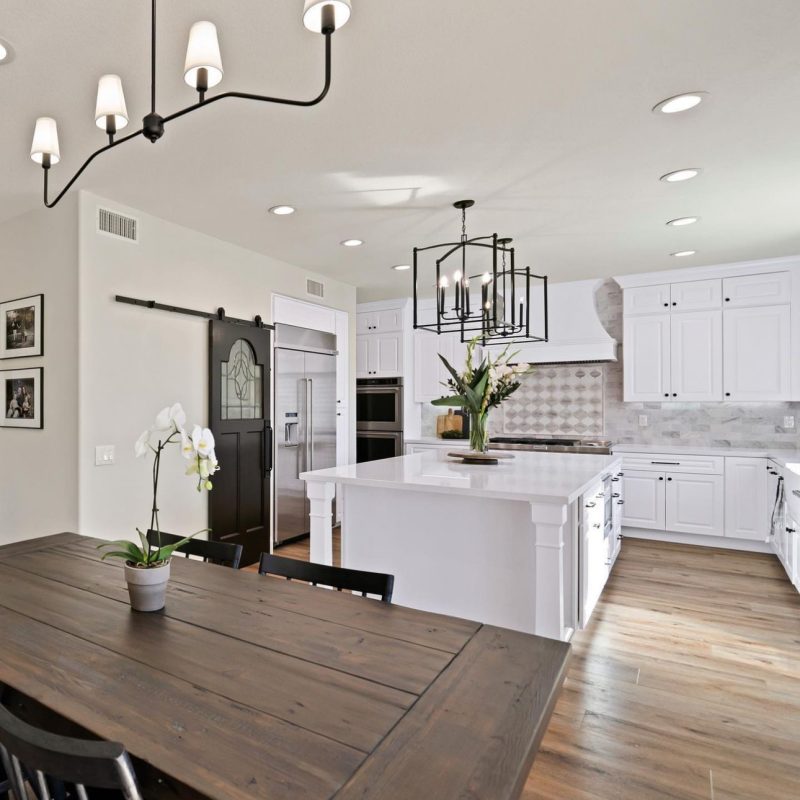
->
623;285;670;316
670;279;722;312
723;305;790;401
413;330;441;402
356;312;376;335
375;333;402;376
623;314;671;401
356;336;370;377
375;308;404;333
335;311;349;407
723;272;791;308
670;310;723;401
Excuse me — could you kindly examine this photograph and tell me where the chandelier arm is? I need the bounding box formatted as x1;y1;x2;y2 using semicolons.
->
162;32;332;126
151;0;157;114
42;127;146;209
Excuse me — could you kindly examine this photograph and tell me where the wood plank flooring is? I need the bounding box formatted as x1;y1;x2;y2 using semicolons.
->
267;534;800;799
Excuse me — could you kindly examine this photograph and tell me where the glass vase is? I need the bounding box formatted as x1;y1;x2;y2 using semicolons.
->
469;410;490;453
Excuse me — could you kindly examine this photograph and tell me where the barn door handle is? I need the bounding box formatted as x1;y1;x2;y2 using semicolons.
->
264;424;273;475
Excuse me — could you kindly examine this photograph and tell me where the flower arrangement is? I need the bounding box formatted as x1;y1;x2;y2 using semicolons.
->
432;338;530;453
99;403;219;569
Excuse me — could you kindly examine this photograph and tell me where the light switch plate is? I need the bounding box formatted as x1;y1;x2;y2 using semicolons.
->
784;416;795;430
638;415;648;427
95;445;115;466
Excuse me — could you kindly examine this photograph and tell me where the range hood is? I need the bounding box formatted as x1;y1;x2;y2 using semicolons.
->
484;279;617;363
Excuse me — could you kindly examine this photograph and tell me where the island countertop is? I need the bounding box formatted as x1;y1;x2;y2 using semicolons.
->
302;449;622;505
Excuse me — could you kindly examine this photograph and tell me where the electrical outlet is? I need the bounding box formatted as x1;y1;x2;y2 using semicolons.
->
638;415;648;427
95;445;115;466
784;416;795;430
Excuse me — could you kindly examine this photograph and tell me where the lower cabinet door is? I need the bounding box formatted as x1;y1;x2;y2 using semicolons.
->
724;457;769;540
622;470;666;529
665;473;724;536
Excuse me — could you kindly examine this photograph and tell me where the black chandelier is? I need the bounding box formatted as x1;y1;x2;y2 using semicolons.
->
29;0;352;208
412;200;549;345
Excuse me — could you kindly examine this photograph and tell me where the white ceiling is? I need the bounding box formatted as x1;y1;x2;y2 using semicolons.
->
3;1;800;300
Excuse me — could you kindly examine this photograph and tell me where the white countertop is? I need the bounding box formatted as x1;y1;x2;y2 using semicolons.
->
302;449;622;505
613;443;800;464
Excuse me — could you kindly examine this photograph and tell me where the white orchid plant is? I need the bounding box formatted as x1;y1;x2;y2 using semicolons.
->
98;403;220;568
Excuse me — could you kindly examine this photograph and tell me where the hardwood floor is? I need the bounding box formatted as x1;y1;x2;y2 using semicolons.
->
525;538;800;800
252;534;800;799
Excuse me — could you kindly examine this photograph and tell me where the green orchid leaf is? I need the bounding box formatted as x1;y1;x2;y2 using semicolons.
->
99;540;145;561
438;355;467;394
100;550;144;563
431;395;468;407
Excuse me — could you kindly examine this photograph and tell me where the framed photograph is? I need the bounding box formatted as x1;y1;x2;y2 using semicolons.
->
1;294;43;359
1;368;43;429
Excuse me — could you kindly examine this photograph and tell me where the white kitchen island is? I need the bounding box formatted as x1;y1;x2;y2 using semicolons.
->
301;449;623;641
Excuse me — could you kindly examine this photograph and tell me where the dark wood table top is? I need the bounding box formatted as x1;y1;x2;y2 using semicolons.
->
0;533;570;800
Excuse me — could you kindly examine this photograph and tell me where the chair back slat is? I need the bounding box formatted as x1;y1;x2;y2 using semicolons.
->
146;529;243;569
258;553;394;602
0;686;143;799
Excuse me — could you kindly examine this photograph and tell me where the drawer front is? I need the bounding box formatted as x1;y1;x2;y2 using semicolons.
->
621;453;724;475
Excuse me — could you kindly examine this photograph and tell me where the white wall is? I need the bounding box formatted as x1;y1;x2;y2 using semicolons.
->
0;197;79;545
78;191;356;542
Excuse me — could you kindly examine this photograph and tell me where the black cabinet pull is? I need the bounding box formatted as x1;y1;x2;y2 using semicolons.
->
672;302;677;306
664;393;669;397
725;392;731;397
667;477;673;481
612;492;621;498
663;302;669;307
672;393;677;397
617;500;625;505
263;424;273;476
725;297;730;302
658;476;664;481
651;461;680;465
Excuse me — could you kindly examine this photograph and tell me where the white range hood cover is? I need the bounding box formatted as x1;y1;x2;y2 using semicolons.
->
485;279;617;363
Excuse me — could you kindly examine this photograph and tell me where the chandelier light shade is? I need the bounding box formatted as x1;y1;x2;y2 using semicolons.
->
31;0;351;208
413;200;549;345
94;74;129;133
184;21;224;93
30;117;60;166
303;0;352;33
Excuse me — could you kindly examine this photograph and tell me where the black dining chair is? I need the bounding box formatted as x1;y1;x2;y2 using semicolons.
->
146;529;243;569
0;685;143;800
258;553;395;603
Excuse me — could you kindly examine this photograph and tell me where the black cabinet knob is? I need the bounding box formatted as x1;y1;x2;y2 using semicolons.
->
667;477;673;481
672;302;677;306
672;393;677;397
725;392;731;397
663;302;669;307
664;393;669;397
658;476;664;481
725;298;730;302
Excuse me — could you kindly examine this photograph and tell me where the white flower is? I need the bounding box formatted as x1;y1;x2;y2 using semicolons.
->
180;430;196;460
169;402;186;432
134;429;151;458
153;406;172;432
191;425;216;458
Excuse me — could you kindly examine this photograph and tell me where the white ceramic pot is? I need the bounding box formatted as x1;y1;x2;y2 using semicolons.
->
123;561;171;612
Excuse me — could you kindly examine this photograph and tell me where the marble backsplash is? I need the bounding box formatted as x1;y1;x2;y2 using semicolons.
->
420;279;800;450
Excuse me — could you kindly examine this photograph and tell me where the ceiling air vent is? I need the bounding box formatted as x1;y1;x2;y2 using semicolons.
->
306;278;324;298
97;207;138;242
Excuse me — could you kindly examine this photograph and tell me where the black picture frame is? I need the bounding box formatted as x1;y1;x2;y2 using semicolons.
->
1;367;44;429
0;294;44;359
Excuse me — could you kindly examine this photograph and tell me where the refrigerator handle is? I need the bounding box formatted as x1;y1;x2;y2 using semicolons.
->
307;378;314;472
263;423;273;476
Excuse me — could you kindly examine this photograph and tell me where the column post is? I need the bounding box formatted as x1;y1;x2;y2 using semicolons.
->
307;480;336;565
530;500;568;641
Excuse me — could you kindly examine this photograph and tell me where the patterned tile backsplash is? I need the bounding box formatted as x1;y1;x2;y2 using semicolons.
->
421;278;800;450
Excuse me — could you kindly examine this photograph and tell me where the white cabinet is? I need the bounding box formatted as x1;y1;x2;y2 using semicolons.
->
413;330;466;403
670;279;722;312
580;480;609;626
623;315;670;401
723;304;790;401
335;310;350;409
356;333;403;378
665;473;725;537
622;470;666;529
670;310;722;401
725;458;769;540
624;285;670;315
357;308;403;335
723;272;791;308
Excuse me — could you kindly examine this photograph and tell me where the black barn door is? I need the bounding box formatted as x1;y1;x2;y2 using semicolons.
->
209;319;272;567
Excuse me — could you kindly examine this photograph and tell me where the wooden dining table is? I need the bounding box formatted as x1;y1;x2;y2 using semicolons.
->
0;533;570;800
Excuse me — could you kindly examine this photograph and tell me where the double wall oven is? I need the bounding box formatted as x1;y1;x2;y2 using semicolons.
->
356;378;403;462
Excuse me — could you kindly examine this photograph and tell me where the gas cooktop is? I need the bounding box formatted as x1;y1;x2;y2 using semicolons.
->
489;436;613;455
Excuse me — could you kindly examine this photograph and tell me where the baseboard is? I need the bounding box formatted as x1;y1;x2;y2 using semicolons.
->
622;527;772;553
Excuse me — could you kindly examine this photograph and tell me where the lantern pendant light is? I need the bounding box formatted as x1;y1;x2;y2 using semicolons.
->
412;200;549;345
30;0;352;208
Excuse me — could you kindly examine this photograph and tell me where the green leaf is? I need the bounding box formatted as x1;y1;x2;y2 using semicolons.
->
431;395;468;407
98;540;145;562
100;550;144;563
438;355;467;393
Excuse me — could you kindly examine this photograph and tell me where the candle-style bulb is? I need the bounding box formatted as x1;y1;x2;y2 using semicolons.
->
453;270;462;283
440;276;449;289
482;272;492;284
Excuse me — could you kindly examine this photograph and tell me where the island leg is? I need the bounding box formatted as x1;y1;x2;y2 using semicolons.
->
308;481;336;565
530;501;568;641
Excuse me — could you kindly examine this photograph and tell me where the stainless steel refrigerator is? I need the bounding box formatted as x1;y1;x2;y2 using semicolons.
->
274;324;337;546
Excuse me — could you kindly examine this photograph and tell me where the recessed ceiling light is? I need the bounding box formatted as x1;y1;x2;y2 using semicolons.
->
269;205;295;215
660;168;701;183
0;39;14;64
666;216;699;227
653;92;707;114
341;239;363;247
391;264;411;271
671;250;696;257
